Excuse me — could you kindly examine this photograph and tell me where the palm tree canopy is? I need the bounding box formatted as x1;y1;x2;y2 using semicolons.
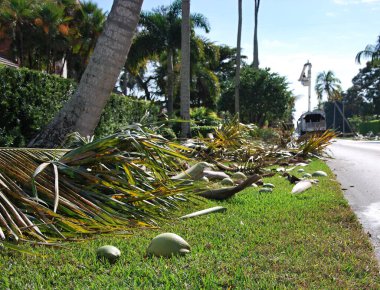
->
355;35;380;65
315;70;342;102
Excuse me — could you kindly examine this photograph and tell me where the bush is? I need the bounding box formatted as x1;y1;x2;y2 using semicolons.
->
358;119;380;135
0;66;75;146
0;67;160;146
191;125;218;137
95;94;159;137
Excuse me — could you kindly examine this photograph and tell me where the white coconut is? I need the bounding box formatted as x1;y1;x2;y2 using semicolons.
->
96;245;121;263
291;180;312;194
146;233;190;257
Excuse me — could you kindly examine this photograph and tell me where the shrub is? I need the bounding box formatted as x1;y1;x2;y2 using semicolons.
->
0;67;74;146
358;119;380;135
0;66;160;146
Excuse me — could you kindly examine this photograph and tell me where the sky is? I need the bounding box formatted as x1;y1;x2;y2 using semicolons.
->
93;0;380;121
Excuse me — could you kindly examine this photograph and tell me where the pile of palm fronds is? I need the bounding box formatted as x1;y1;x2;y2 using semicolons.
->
0;127;196;244
296;130;337;157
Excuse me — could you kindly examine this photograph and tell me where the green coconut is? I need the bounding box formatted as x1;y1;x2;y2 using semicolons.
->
312;170;328;177
259;188;273;193
231;172;247;180
297;168;305;173
146;233;190;257
303;173;312;178
221;177;234;186
263;183;275;188
96;245;121;263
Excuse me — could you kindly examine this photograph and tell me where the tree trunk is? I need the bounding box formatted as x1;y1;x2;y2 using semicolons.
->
253;0;260;69
234;0;242;118
167;48;174;118
29;0;144;148
180;0;191;138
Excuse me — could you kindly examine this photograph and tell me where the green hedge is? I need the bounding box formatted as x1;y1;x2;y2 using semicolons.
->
358;120;380;135
0;66;159;147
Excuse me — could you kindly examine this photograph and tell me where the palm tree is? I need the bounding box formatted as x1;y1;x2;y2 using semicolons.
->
29;0;144;148
180;0;191;138
128;0;209;117
315;70;342;129
67;1;106;80
356;35;380;65
0;0;36;66
235;0;242;117
315;70;342;103
253;0;260;69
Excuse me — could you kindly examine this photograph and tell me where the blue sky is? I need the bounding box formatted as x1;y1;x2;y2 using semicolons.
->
93;0;380;120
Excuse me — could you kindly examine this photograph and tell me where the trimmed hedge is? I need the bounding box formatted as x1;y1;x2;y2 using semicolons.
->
358;119;380;135
0;66;159;147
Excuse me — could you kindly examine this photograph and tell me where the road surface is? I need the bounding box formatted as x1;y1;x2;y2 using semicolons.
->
327;139;380;260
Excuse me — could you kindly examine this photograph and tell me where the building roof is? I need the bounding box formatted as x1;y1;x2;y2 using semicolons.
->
0;57;18;68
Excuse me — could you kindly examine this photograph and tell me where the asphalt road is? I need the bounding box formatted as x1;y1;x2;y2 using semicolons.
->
327;139;380;260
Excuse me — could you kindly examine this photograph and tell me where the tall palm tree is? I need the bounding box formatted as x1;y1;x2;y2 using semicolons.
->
29;0;144;148
356;35;380;65
315;70;342;129
315;70;342;103
235;0;242;117
180;0;191;138
252;0;260;69
128;0;209;117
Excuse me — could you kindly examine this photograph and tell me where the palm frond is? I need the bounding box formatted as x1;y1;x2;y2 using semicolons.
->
0;128;197;244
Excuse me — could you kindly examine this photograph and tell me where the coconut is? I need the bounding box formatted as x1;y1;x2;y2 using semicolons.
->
201;176;209;182
231;172;247;180
96;245;121;263
146;233;190;257
312;171;328;177
303;173;312;178
203;170;229;180
263;183;275;188
221;177;234;186
259;188;273;193
291;180;312;194
297;168;305;173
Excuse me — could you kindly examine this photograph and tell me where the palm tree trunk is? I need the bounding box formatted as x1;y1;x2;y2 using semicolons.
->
29;0;144;148
167;48;174;118
253;0;260;69
234;0;242;119
180;0;191;138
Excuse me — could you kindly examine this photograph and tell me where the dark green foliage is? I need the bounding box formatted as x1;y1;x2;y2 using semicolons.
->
219;66;295;126
191;125;218;137
95;94;159;137
0;66;74;146
358;119;380;135
0;67;160;146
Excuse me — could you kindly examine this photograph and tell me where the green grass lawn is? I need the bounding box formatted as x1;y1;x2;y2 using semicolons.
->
1;160;379;289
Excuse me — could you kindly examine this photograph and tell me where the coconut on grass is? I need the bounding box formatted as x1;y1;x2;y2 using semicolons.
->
312;171;328;177
231;172;247;180
96;245;121;263
221;177;234;186
146;233;190;258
